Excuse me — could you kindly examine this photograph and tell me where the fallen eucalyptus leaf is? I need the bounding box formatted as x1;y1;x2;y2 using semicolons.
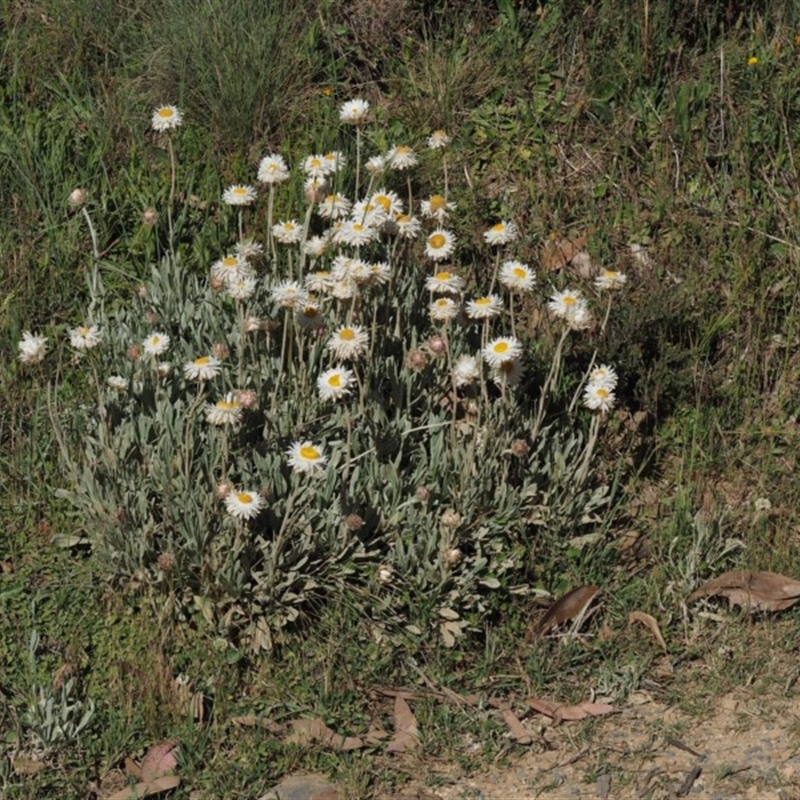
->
628;611;667;652
536;585;600;636
387;696;419;753
106;775;181;799
526;696;617;722
285;718;364;751
688;570;800;612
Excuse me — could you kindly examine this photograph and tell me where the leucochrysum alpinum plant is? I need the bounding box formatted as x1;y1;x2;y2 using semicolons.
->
21;100;628;650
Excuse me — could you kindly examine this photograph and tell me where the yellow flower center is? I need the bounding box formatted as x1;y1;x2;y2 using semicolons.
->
223;256;238;267
513;267;526;279
435;299;449;307
429;234;446;249
435;271;451;281
233;187;246;195
375;195;391;212
340;328;355;340
429;195;446;211
303;307;318;318
217;400;238;410
395;146;411;155
604;270;618;279
563;295;576;306
79;326;90;336
492;223;505;232
158;108;173;118
596;388;609;398
396;214;410;223
195;356;209;365
283;223;296;231
353;223;364;232
494;342;509;353
325;194;336;204
238;492;252;503
476;297;491;306
300;446;320;460
328;374;342;388
151;336;161;344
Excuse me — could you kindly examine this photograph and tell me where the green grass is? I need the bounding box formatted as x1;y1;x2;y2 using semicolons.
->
4;0;800;796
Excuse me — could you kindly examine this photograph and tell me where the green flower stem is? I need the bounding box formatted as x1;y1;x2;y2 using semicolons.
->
167;134;178;260
532;326;570;441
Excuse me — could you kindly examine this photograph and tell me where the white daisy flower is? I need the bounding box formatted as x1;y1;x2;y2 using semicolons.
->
222;184;256;206
392;213;421;239
365;155;385;175
351;199;389;227
317;366;355;401
303;235;329;258
287;440;328;475
305;270;333;293
18;331;47;364
385;145;418;170
420;194;456;222
595;269;628;291
339;98;369;124
183;355;221;381
206;393;243;425
107;375;127;391
548;288;591;329
465;295;503;320
317;193;352;220
370;189;404;218
143;331;171;357
226;276;257;301
271;280;308;310
69;325;102;350
323;151;346;171
367;261;391;286
482;336;523;368
583;382;616;413
235;239;264;260
211;254;253;285
224;490;265;520
151;105;182;132
334;219;378;247
589;364;618;390
483;220;519;246
303;153;333;179
327;325;369;360
295;304;325;332
492;358;524;388
429;297;460;321
257;153;290;184
425;229;456;261
272;220;302;245
499;261;536;292
425;270;464;295
452;354;480;387
427;129;451;149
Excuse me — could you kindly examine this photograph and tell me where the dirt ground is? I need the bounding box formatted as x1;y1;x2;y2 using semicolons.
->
398;689;800;800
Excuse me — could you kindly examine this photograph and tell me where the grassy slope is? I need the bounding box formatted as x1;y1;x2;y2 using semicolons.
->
3;1;800;796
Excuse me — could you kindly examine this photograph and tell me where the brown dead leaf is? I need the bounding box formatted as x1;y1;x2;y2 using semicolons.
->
106;775;181;799
526;696;617;723
688;570;800;612
534;585;601;637
285;718;364;751
231;714;286;735
629;611;668;652
140;741;179;783
387;695;419;754
12;755;46;775
488;700;531;744
542;233;590;272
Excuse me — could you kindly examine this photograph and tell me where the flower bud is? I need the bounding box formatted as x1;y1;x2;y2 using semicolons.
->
377;565;393;584
406;349;427;371
441;509;461;529
444;547;463;566
427;335;446;356
68;188;87;208
142;207;158;226
414;486;431;502
511;438;529;458
345;513;365;532
212;342;229;360
127;343;142;361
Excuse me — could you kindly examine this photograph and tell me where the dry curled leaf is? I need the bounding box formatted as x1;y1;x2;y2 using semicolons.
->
387;695;419;753
628;611;667;652
488;699;531;744
140;741;179;783
106;775;181;800
526;696;617;723
688;570;800;612
534;585;601;637
285;718;364;751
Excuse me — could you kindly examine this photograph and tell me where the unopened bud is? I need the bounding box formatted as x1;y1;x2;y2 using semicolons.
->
444;547;463;566
427;335;446;356
414;486;431;502
142;207;158;226
68;188;87;208
212;342;229;360
511;438;529;458
441;509;461;529
127;343;142;361
377;565;393;584
345;513;365;532
406;349;427;371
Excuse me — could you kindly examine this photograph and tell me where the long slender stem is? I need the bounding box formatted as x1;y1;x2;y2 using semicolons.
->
532;326;570;441
167;135;177;260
